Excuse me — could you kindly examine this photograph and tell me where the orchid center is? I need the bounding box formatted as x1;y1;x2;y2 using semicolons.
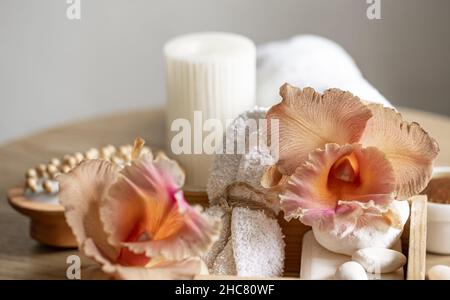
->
330;153;359;183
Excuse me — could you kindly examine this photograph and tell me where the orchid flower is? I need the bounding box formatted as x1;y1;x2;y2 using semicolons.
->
263;83;439;228
58;138;221;279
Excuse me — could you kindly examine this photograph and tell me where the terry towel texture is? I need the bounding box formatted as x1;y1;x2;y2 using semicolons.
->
204;108;285;277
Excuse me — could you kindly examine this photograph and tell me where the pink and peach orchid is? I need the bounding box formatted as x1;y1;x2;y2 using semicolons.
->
58;138;221;279
263;83;439;228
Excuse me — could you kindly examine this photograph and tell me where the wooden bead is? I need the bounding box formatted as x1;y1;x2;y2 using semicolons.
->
47;164;59;179
119;145;132;155
43;180;57;194
36;164;47;176
63;154;73;163
26;178;39;192
74;152;84;164
49;158;61;167
47;164;58;173
101;146;114;159
105;144;116;154
61;165;71;174
26;168;38;179
85;148;99;160
63;155;77;167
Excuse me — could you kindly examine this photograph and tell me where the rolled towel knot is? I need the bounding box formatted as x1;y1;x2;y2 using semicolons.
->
203;108;285;277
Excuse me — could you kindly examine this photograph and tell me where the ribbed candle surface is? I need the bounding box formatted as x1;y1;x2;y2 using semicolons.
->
164;32;256;190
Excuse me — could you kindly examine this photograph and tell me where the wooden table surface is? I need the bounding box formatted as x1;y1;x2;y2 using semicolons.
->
1;107;450;279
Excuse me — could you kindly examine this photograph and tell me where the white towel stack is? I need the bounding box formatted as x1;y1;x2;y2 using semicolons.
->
257;35;392;108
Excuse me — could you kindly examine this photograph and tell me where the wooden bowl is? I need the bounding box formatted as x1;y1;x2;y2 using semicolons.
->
425;166;450;254
6;187;210;248
7;187;77;248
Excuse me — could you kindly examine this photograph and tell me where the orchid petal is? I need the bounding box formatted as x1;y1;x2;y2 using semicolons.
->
308;200;401;236
122;205;221;261
83;238;114;266
58;160;120;263
312;200;410;255
336;144;395;204
154;151;185;188
102;257;208;280
83;239;208;280
280;143;395;222
266;83;372;175
360;104;439;198
333;200;400;235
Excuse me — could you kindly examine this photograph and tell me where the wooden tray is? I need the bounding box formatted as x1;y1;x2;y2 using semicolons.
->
193;195;427;280
8;187;427;280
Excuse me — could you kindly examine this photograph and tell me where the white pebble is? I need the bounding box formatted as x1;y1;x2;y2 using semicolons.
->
334;261;368;280
428;265;450;280
352;248;406;274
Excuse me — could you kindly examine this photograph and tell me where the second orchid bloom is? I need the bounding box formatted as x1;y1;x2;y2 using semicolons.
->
263;83;439;242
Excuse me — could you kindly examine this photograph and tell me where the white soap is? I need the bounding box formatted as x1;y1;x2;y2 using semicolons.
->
312;200;410;255
352;248;407;274
427;265;450;280
300;231;404;280
335;261;368;280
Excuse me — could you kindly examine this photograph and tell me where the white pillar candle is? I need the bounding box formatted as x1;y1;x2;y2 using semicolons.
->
164;32;256;191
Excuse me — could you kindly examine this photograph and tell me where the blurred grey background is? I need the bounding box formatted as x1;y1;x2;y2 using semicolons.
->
0;0;449;144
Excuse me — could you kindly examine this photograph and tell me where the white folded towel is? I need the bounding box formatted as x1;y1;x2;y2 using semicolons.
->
203;205;285;277
257;35;392;108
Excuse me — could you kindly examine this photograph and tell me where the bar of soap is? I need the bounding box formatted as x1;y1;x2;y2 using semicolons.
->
352;248;406;273
300;231;404;280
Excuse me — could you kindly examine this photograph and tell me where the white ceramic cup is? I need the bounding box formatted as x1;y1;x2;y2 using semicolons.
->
427;166;450;254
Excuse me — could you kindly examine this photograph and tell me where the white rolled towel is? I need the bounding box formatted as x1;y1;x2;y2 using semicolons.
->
204;108;285;277
257;35;392;108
